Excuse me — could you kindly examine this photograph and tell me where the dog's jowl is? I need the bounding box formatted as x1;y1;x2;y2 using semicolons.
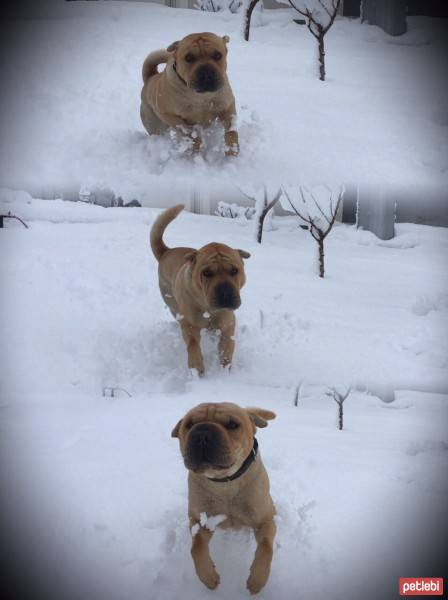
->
140;32;239;156
150;205;250;375
172;402;276;594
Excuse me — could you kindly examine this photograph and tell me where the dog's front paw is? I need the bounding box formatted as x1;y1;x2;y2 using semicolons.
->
225;145;239;157
224;129;239;157
188;355;205;377
220;359;232;372
189;367;205;379
246;565;269;595
246;575;265;595
197;563;220;590
190;132;203;154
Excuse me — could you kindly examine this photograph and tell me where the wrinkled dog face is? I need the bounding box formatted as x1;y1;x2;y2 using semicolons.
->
185;243;250;311
171;403;275;478
168;32;230;94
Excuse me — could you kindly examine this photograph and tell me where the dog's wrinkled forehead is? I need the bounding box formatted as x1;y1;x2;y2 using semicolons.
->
197;243;242;267
188;402;247;423
179;32;227;56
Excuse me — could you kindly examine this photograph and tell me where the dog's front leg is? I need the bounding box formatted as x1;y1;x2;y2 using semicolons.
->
219;107;239;157
180;321;204;375
186;126;203;154
247;519;276;595
190;524;220;590
160;114;203;153
174;121;202;153
216;312;235;369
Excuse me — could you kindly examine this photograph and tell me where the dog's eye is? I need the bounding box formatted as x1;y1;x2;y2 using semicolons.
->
185;53;196;63
202;269;214;278
213;51;222;61
185;420;194;429
229;267;238;276
226;421;239;430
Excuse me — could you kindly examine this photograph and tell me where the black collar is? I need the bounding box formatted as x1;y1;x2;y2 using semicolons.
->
172;61;188;87
207;438;258;483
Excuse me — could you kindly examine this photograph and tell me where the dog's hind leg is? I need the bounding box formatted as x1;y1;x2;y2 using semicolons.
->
247;519;276;594
140;101;168;136
190;524;220;590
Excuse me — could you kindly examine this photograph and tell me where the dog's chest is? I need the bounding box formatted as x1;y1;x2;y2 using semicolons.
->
183;96;228;125
194;490;260;528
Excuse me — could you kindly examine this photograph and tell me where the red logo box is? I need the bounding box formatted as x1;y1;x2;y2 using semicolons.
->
399;578;443;596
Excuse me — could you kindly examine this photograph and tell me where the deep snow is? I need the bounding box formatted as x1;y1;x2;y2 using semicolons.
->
1;196;447;599
2;193;448;396
0;2;447;199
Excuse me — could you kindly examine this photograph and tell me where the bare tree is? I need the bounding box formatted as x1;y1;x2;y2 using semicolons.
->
283;0;341;81
0;212;29;229
282;185;342;278
195;0;242;11
239;185;282;243
293;381;303;406
242;0;261;41
326;386;350;430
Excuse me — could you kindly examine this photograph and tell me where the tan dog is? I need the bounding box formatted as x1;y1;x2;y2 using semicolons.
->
140;32;239;156
150;205;250;375
172;402;276;594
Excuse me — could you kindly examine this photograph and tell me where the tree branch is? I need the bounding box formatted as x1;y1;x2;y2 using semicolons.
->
311;193;332;227
317;0;333;20
236;186;256;204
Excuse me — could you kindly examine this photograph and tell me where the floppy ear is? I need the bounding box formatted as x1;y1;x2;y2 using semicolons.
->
222;35;230;44
184;251;197;264
171;419;183;438
167;40;179;53
246;408;276;429
237;249;251;259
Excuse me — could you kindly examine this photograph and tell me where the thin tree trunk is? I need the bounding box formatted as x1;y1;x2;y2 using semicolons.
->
244;0;260;41
255;189;281;243
256;207;270;243
317;33;325;81
318;237;325;277
256;215;264;243
338;402;343;430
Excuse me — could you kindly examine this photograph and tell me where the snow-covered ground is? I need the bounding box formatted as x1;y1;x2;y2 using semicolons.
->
1;196;447;599
1;2;447;199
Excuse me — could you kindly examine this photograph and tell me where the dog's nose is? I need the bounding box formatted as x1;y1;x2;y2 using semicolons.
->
189;424;218;462
191;427;213;447
194;65;220;93
214;282;240;310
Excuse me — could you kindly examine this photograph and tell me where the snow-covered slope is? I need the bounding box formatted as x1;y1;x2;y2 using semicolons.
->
1;197;447;599
1;3;447;197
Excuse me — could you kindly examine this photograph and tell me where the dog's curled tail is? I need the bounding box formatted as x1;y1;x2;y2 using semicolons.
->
142;50;170;83
150;204;184;261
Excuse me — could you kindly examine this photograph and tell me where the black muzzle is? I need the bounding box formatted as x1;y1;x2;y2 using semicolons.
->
193;65;221;93
213;282;240;310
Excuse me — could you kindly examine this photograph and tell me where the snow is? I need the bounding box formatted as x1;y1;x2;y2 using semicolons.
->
1;3;447;199
277;0;336;32
1;196;447;599
198;513;228;532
